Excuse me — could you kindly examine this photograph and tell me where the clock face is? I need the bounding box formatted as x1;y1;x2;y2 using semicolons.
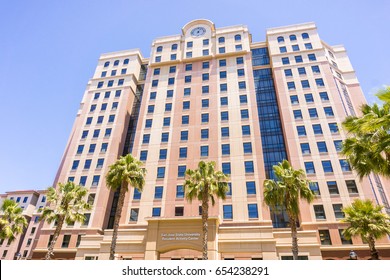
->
190;27;206;37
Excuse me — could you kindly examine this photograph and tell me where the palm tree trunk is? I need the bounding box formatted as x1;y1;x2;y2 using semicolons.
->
45;216;64;260
201;186;209;260
109;183;126;260
368;235;379;260
289;214;298;260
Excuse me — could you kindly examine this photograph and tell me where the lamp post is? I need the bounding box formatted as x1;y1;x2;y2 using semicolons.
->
349;250;358;260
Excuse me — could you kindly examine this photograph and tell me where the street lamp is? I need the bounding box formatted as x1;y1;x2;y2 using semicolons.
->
349;250;358;260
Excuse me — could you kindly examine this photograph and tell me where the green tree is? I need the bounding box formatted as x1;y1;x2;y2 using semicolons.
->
263;160;314;260
0;199;28;243
184;161;229;260
106;154;146;260
342;199;390;260
40;182;91;260
342;86;390;179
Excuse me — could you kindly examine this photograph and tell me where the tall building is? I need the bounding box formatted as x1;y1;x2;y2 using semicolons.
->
31;19;390;260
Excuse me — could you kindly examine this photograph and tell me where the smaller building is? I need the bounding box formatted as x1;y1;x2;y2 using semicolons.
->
0;189;46;260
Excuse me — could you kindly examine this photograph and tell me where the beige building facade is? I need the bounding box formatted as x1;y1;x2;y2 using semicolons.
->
30;20;390;260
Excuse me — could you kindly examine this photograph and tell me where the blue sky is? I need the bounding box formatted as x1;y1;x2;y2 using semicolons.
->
0;0;389;194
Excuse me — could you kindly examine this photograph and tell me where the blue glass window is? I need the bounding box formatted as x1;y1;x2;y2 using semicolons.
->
90;104;97;112
140;151;148;161
284;69;292;77
312;124;323;135
93;129;100;138
202;99;209;108
156;46;163;52
305;93;314;103
235;34;241;41
301;80;310;88
112;102;118;110
293;109;302;120
305;43;313;50
309;182;320;195
222;163;231;175
182;115;189;125
308;54;317;61
279;46;287;53
316;78;325;87
101;103;107;111
221;127;229;137
123;59;129;65
168;77;175;85
223;205;233;219
221;144;230;155
104;61;110;67
302;33;309;39
133;188;141;200
322;161;333;173
79;176;87;187
187;41;193;48
179;147;187;159
219;47;225;53
246;182;256;195
115;90;121;97
220;83;228;92
159;149;167;160
289;34;297;41
324;107;334;117
202;113;209;123
184;88;191;96
237;69;245;76
200;145;209;157
308;108;318;118
71;160;79;170
170;54;177;60
329;123;339;133
185;64;192;71
183;101;190;110
219;71;227;79
245;161;254;173
77;145;84;154
165;103;172;112
176;185;184;198
171;44;178;50
220;97;228;105
92;175;100;186
300;143;311;154
203;49;209;56
305;162;315;174
221;111;229;121
163;117;171;127
84;159;92;169
248;204;258;218
169;66;176;73
243;142;252;154
185;75;192;83
104;128;111;137
334;140;343;152
277;36;284;43
147;105;155;113
287;82;296;90
178;165;186;177
219;59;226;67
86;117;92;125
154;187;163;199
153;68;160;75
105;91;111;98
298;67;306;75
218;37;225;43
282;57;290;65
236;57;244;64
201;129;209;139
297;125;306;136
97;81;104;88
311;65;320;73
242;125;251;136
290;95;299;104
166;90;173;98
100;143;108;152
241;109;249;119
152;207;161;217
238;81;246;89
203;61;210;69
157;167;165;178
292;45;300;51
142;134;150;144
327;181;339;195
226;183;232;196
202;73;209;81
161;132;169;142
319;92;329;101
180;131;188;141
295;55;303;63
317;141;328;153
108;115;115;123
239;95;248;104
94;92;100;100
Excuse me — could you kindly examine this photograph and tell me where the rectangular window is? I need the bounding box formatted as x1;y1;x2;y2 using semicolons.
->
154;187;163;199
304;162;315;174
170;54;177;61
86;117;92;125
340;159;351;172
202;49;209;56
90;104;96;112
159;149;167;160
219;47;225;54
220;83;228;92
84;159;92;169
168;77;175;85
290;95;299;105
322;160;333;173
334;140;343;152
92;175;100;186
223;205;233;219
309;182;320;195
175;207;184;216
202;99;209;108
237;69;245;76
305;43;313;50
94;92;100;99
201;113;209;123
186;52;192;58
201;129;209;139
183;101;190;110
297;125;306;136
243;142;252;154
333;204;344;219
179;147;187;159
311;65;320;73
238;81;246;89
319;230;332;245
184;87;191;96
112;102;118;110
317;141;328;153
304;93;314;103
169;66;176;73
130;209;139;221
327;181;339;195
235;44;242;51
182;115;189;125
293;109;302;120
187;41;193;48
319;92;329;101
108;115;115;123
282;57;290;65
308;108;318;118
220;97;228;106
202;85;209;94
292;44;300;51
301;80;310;88
316;78;325;87
166;90;173;98
77;145;84;154
157;167;165;178
239;95;248;104
104;128;112;137
221;144;230;155
202;73;209;81
150;92;156;100
115;90;121;97
246;181;256;195
242;125;251;136
308;54;317;61
165;103;172;112
145;119;152;128
200;145;209;157
314;205;326;220
155;56;161;63
153;68;160;75
236;57;244;64
184;75;192;83
180;131;188;141
295;55;303;63
133;189;141;200
298;67;306;75
329;123;339;133
176;185;184;198
101;143;108;152
147;105;155;113
226;182;232;196
71;160;79;170
97;116;103;124
324;107;334;117
140;151;148;161
279;46;287;53
178;166;186;177
245;161;254;173
163;117;171;127
61;235;71;248
312;124;323;135
284;69;292;77
221;127;229;137
346;180;358;194
152;207;161;217
219;71;227;79
117;79;124;86
287;82;296;90
151;80;158;87
161;132;169;142
248;204;258;218
221;111;229;121
121;69;127;75
300;143;311;155
203;61;210;69
222;162;231;175
97;81;103;88
241;109;249;119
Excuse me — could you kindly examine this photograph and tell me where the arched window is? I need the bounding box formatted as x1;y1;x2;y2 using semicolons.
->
123;58;129;65
171;44;178;51
302;33;309;39
218;37;225;43
114;60;119;66
289;34;297;41
277;36;284;43
104;61;110;67
234;34;241;41
156;46;163;52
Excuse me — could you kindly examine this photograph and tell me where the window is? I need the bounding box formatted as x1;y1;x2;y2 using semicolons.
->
84;159;92;170
184;75;191;83
130;209;139;221
104;128;111;137
90;104;97;112
282;57;290;65
97;116;104;124
248;204;258;218
171;44;178;51
340;159;351;172
301;80;310;89
92;175;100;186
290;95;299;105
221;144;230;155
201;129;209;139
118;79;125;86
304;93;314;103
152;208;161;217
153;68;160;75
104;61;110;67
218;59;227;68
112;102;118;110
316;78;325;87
287;82;296;90
108;115;115;123
346;180;358;194
219;71;227;79
222;162;231;175
157;167;165;178
123;58;129;65
219;47;225;53
133;189;141;200
297;125;306;136
202;61;209;69
202;49;209;56
302;32;309;39
178;166;186;177
180;131;188;141
184;88;191;96
333;204;344;219
200;145;209;157
339;229;352;244
140;151;148;161
241;109;249;119
314;205;326;220
202;113;209;123
241;125;251;136
187;41;193;48
62;235;71;248
284;69;292;77
324;107;334;117
165;103;172;112
277;36;284;43
71;160;79;170
182;115;189;125
101;143;108;152
289;34;297;41
223;205;233;219
221;127;229;137
238;81;246;89
104;91;111;99
309;182;320;195
322;160;333;173
218;36;225;43
166;90;173;98
202;38;209;46
329;123;339;133
234;34;241;41
170;54;177;60
163;117;171;126
317;141;328;153
334;140;343;152
142;134;150;144
168;77;175;85
295;55;303;63
292;44;300;51
202;86;209;94
161;132;169;142
237;69;245;77
121;68;127;75
308;54;317;61
279;46;287;53
298;67;306;75
220;97;228;106
154;187;163;199
23;197;28;203
236;57;244;64
244;161;254;173
179;147;187;158
304;162;315;174
319;230;332;245
147;105;155;113
156;46;163;52
304;43;313;50
93;92;100;100
246;181;256;195
77;145;84;154
169;66;176;73
311;65;320;73
312;124;323;135
219;111;228;121
202;99;209;108
159;149;167;160
239;95;248;104
176;185;184;198
175;207;184;216
220;83;227;92
293;109;302;120
300;143;311;155
243;142;252;154
97;81;103;88
308;108;318;118
185;64;192;71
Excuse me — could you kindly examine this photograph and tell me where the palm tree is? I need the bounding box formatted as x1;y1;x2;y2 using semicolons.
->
342;86;390;179
342;199;390;260
263;160;314;260
106;154;146;260
0;199;28;242
40;181;91;260
184;161;229;260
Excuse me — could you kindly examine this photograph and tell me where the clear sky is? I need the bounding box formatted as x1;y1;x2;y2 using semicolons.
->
0;0;389;194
